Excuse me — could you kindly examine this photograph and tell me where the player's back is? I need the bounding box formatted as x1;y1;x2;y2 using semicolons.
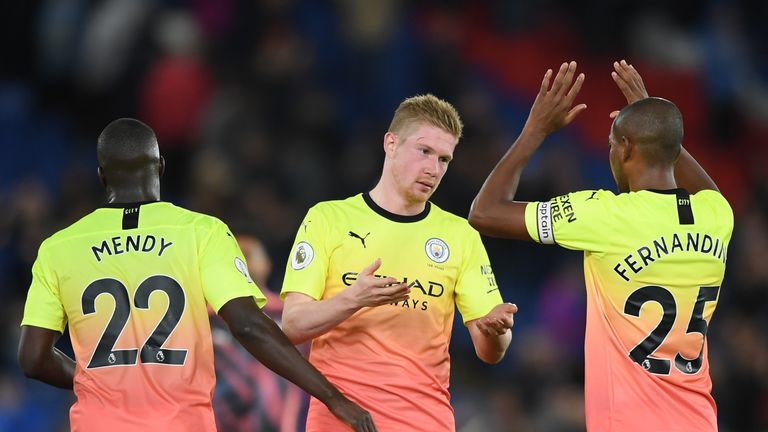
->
23;202;240;432
580;189;732;431
527;188;732;431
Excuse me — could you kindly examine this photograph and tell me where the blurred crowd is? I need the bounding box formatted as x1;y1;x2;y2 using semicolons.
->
1;1;767;431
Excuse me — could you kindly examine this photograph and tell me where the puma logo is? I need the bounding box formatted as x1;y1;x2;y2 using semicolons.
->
586;191;599;201
348;231;370;248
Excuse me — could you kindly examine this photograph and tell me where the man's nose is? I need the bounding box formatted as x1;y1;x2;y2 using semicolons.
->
424;156;439;176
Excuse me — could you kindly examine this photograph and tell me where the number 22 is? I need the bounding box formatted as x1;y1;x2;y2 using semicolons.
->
81;275;187;369
623;285;719;375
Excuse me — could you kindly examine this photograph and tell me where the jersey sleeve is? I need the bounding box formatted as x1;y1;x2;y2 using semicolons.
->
199;218;266;313
454;225;503;323
21;242;67;332
524;189;614;252
281;205;331;300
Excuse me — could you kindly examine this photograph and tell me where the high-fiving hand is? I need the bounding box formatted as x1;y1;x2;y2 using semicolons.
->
524;61;587;137
610;59;650;118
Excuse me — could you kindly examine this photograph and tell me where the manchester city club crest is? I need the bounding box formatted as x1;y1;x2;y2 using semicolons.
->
425;238;449;263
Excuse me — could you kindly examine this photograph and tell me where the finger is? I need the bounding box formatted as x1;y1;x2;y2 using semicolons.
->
539;69;553;95
360;258;382;276
504;303;519;314
564;103;588;124
556;61;578;98
609;110;620;119
612;71;631;92
373;277;401;287
565;72;585;105
476;319;491;336
377;282;409;295
549;62;570;95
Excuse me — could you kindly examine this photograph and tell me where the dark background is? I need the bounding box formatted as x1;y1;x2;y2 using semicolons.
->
1;1;766;430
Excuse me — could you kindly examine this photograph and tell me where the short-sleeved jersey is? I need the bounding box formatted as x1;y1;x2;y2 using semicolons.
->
281;193;502;432
525;188;733;432
21;201;266;432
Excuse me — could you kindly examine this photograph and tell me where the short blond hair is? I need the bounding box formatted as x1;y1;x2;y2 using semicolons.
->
388;94;463;140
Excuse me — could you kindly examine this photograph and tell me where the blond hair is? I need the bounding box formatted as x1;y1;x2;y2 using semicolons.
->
388;94;463;140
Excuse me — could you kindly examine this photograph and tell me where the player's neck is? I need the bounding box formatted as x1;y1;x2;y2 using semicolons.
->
629;167;677;192
369;181;426;216
106;187;161;204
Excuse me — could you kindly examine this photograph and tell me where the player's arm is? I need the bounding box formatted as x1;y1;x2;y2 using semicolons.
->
218;296;377;432
282;258;409;344
466;303;518;364
610;60;718;193
469;61;587;240
17;326;75;389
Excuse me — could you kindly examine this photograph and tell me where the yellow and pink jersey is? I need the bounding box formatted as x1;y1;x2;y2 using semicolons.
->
21;201;265;432
282;193;502;431
525;188;733;432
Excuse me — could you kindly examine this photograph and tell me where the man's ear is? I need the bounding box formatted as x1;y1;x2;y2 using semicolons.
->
97;166;107;188
159;156;165;177
383;132;397;158
621;136;634;162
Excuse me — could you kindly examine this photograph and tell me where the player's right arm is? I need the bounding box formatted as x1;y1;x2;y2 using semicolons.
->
18;326;75;389
469;61;586;239
610;60;718;193
282;259;410;345
18;242;75;389
218;297;377;432
280;205;409;344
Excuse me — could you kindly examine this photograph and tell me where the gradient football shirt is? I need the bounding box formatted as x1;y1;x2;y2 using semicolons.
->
282;193;502;431
525;189;732;432
21;201;266;432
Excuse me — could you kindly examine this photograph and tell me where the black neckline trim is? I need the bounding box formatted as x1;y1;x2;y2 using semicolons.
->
646;188;688;195
362;192;430;223
102;200;162;208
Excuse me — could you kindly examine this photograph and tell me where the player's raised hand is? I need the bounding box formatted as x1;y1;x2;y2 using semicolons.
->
343;258;410;308
326;396;378;432
524;61;587;137
610;59;649;118
476;303;518;336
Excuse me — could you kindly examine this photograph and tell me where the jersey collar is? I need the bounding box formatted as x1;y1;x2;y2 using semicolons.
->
102;200;162;208
646;188;689;195
362;192;431;223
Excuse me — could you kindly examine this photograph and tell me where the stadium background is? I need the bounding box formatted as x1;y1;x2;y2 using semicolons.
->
1;1;766;430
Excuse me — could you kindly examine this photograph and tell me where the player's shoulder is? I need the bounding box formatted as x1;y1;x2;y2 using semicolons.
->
692;189;732;209
165;204;233;237
306;193;367;219
39;208;104;250
692;189;734;226
427;201;476;231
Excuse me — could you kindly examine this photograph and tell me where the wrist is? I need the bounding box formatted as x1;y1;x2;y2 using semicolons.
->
518;125;549;145
336;288;362;312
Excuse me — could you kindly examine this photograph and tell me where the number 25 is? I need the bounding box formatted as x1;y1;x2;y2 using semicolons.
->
624;285;719;375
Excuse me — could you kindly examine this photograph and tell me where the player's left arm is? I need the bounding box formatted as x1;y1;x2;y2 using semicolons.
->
469;61;586;240
610;60;718;193
18;326;75;389
466;303;518;364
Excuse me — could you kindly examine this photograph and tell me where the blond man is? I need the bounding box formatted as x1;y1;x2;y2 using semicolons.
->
281;94;518;431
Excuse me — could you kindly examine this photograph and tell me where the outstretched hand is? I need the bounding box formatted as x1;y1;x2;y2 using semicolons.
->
610;60;649;118
476;303;518;336
524;61;587;137
342;258;410;308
